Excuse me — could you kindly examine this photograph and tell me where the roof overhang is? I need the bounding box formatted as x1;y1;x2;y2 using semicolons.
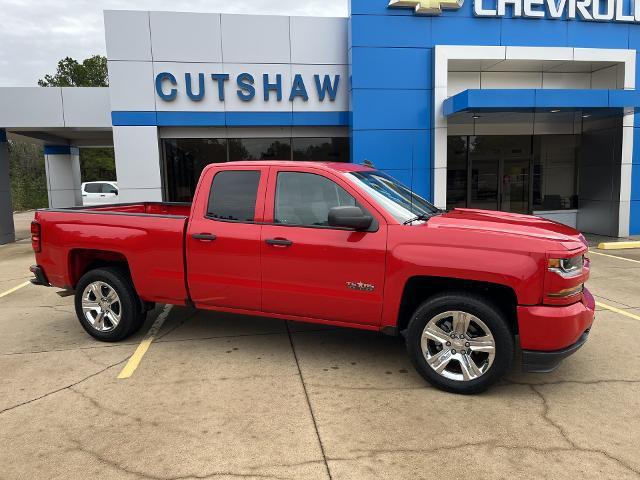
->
443;89;640;116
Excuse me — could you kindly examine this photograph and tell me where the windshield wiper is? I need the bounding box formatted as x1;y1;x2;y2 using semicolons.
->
403;210;446;225
403;214;434;225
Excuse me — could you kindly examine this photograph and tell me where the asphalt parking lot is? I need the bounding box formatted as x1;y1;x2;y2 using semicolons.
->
1;214;639;480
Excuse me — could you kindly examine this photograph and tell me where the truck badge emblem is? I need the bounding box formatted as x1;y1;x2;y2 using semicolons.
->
346;281;375;292
388;0;464;15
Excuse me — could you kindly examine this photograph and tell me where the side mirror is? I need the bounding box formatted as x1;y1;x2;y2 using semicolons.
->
110;189;118;195
328;206;372;231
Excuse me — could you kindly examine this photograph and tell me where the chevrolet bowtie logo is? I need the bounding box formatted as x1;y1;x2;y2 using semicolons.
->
388;0;464;15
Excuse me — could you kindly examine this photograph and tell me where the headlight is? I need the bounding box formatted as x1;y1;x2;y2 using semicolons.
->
548;255;584;277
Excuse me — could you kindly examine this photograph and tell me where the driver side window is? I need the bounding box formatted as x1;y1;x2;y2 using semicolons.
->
274;172;356;227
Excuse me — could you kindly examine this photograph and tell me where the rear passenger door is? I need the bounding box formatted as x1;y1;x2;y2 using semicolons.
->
186;166;268;311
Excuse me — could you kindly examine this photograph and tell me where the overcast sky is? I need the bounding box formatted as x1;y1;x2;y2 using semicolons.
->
0;0;347;87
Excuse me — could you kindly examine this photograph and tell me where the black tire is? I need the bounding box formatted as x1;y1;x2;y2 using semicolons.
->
74;267;146;342
406;293;514;394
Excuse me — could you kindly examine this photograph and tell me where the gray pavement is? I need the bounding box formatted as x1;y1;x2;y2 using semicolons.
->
1;228;640;479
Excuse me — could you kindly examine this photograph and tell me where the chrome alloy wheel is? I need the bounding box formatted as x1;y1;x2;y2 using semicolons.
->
421;311;496;382
81;281;122;332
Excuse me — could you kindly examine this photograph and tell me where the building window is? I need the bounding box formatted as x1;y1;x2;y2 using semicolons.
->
163;138;227;202
447;135;579;214
162;136;350;202
446;136;468;210
532;135;579;211
292;138;349;162
228;138;291;161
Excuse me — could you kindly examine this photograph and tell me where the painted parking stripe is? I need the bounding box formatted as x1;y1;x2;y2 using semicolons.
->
0;281;31;299
589;250;640;264
595;301;640;321
117;304;173;379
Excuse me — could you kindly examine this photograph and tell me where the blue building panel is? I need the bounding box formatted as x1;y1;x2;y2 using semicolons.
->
345;0;639;234
411;168;432;201
632;161;640;202
351;47;432;90
567;20;630;49
351;89;431;130
431;16;502;46
501;18;569;47
350;14;432;48
352;129;430;170
631;201;640;235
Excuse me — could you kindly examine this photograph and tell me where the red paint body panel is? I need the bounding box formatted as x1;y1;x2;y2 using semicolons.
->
518;288;595;350
34;204;188;304
33;161;595;355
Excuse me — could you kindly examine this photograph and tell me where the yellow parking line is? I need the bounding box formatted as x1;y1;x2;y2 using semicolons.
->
0;281;31;299
589;250;640;264
595;301;640;321
117;305;173;379
597;241;640;250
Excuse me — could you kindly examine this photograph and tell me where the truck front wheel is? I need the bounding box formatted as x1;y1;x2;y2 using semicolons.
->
406;293;514;394
74;267;146;342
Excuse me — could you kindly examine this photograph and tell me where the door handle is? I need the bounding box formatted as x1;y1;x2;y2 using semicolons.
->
265;238;293;247
192;233;217;241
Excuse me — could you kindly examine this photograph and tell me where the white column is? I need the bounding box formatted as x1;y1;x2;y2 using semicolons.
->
112;126;162;203
0;129;16;244
44;146;82;208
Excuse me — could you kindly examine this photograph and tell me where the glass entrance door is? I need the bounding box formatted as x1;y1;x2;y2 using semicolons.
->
467;136;532;214
501;158;530;214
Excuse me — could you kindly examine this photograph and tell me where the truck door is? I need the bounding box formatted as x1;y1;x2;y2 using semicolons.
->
186;166;268;311
260;168;387;326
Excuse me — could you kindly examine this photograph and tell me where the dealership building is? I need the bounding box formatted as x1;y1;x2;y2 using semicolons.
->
1;0;640;243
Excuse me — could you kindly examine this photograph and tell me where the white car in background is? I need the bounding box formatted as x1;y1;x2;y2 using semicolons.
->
81;181;118;206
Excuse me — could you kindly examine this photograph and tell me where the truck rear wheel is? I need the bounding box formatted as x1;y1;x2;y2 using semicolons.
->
406;293;514;394
74;267;146;342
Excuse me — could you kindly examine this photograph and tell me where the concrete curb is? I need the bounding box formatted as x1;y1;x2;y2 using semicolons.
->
597;241;640;250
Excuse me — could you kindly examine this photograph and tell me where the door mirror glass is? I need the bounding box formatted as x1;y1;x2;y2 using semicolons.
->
328;206;372;231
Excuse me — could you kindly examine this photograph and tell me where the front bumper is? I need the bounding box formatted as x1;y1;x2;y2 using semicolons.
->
518;288;595;372
522;329;590;373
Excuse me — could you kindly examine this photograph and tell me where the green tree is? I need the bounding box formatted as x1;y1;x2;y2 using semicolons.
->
38;55;108;87
80;148;116;182
8;142;48;211
8;55;114;212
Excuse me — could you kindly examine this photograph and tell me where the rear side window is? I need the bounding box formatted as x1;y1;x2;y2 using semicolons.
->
84;183;101;193
207;170;261;222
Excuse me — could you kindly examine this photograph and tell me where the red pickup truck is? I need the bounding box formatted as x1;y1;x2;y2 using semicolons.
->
30;161;594;394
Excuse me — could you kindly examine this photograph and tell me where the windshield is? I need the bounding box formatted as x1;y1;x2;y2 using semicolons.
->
346;170;440;224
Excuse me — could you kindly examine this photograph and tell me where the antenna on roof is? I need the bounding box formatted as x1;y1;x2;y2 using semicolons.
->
362;159;375;168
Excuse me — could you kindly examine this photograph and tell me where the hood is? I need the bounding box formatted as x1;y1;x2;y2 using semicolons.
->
427;208;586;247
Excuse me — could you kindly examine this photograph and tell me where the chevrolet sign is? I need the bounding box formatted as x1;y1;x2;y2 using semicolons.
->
389;0;640;22
388;0;465;15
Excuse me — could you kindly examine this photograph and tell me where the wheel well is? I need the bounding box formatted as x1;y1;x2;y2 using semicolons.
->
397;276;518;335
68;249;131;288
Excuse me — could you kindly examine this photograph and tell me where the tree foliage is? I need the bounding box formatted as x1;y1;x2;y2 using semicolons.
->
80;148;116;182
38;55;108;87
7;55;115;212
8;142;49;211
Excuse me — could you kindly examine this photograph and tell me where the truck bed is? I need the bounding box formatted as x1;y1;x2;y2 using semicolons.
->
34;202;191;305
